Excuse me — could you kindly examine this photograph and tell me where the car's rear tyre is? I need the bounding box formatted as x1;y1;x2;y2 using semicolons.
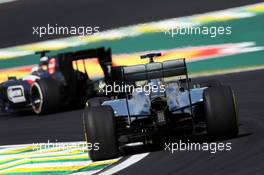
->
203;86;238;138
30;79;60;114
83;106;119;161
86;97;110;107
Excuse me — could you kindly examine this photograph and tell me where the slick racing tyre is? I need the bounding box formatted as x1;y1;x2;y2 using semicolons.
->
83;105;119;161
30;79;60;114
86;97;110;107
203;86;238;138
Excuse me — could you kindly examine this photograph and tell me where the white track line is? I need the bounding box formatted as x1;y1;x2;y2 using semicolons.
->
70;170;102;175
0;0;17;5
98;153;149;175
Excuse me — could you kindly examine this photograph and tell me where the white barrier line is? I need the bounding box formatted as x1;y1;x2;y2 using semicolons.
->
98;153;149;175
70;170;102;175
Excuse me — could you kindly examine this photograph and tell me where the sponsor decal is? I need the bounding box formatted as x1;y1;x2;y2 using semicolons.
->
7;85;26;103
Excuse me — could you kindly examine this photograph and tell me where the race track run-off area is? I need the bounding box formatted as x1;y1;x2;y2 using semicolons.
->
0;1;264;175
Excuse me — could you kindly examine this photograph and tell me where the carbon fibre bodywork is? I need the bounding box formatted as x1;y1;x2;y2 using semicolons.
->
103;87;206;117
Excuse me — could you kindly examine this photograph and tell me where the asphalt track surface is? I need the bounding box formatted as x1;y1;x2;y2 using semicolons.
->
0;0;264;48
1;69;264;175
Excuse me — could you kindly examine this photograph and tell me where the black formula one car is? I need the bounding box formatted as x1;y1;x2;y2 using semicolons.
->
0;47;114;114
83;53;239;161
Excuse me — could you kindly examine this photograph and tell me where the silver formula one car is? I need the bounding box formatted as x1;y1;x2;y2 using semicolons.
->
83;53;239;161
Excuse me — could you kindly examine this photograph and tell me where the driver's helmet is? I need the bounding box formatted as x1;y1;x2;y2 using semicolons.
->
39;56;49;71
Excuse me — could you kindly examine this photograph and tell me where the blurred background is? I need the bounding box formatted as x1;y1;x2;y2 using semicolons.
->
0;0;264;82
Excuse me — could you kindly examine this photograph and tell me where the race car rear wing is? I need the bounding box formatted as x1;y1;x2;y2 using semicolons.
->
61;47;111;63
56;47;113;82
122;58;187;83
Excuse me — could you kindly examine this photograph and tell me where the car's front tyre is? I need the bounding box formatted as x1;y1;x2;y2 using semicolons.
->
30;78;60;114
